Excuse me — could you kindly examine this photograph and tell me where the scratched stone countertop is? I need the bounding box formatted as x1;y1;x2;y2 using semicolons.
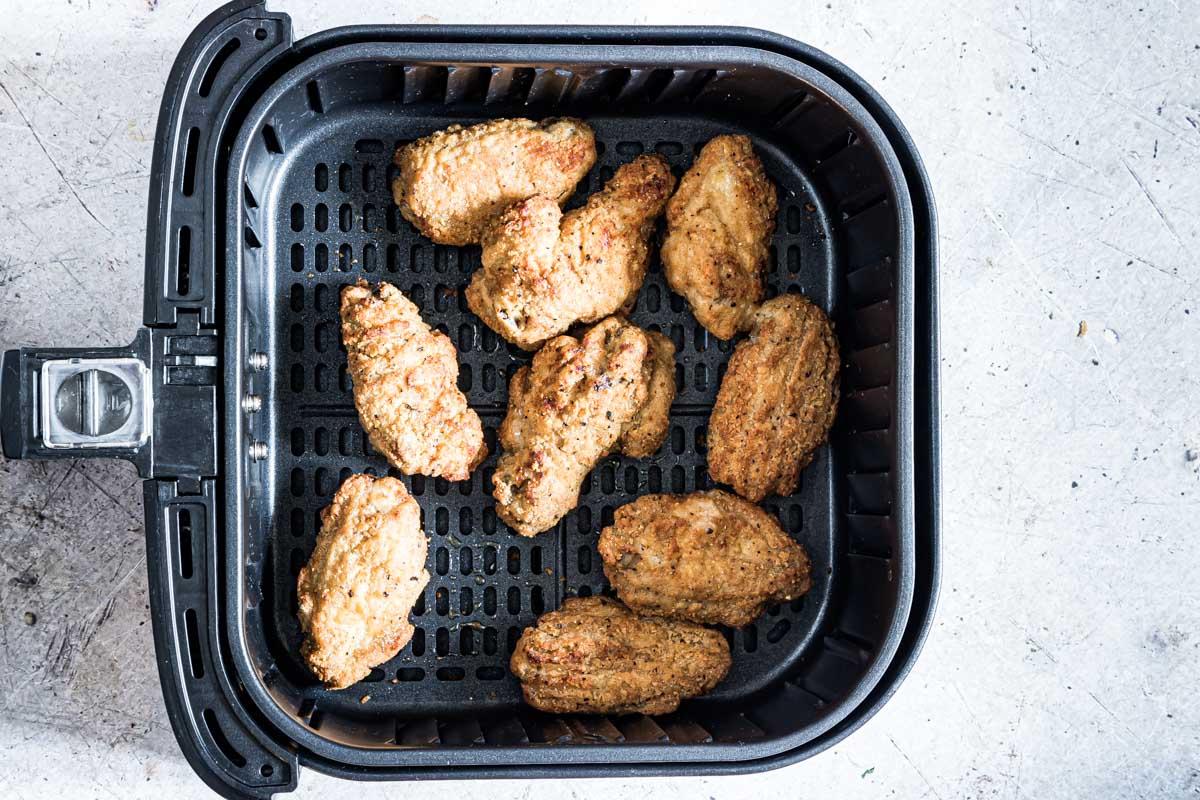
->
0;1;1197;798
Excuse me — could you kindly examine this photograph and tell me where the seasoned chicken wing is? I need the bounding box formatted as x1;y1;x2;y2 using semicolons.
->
466;155;676;350
341;280;486;481
510;596;730;715
598;490;811;627
297;475;429;689
661;135;777;339
392;117;596;245
493;317;676;537
708;294;839;501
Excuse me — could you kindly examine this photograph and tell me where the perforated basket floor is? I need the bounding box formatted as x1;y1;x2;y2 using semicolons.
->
268;112;837;720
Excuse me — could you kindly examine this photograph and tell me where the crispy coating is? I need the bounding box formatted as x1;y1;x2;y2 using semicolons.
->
392;117;596;246
297;475;429;690
661;135;777;340
708;294;840;501
493;317;676;537
466;155;676;350
619;331;675;458
341;280;486;481
598;490;811;627
510;596;731;715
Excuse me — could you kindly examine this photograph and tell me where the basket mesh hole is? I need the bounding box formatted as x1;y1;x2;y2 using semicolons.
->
483;586;497;614
767;619;791;643
262;124;283;155
307;81;324;114
436;628;449;655
507;586;520;614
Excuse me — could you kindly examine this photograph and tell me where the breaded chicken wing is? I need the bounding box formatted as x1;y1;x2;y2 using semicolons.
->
341;281;486;481
466;155;675;350
297;475;429;689
708;294;839;501
392;117;596;245
510;596;730;715
493;317;676;537
598;490;811;627
661;135;777;339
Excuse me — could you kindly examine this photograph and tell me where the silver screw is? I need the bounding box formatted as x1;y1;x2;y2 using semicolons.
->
248;351;268;371
242;393;262;413
249;441;269;461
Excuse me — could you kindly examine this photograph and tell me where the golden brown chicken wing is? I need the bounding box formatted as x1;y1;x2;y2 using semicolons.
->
392;117;597;246
493;317;676;537
598;490;811;627
510;596;730;715
297;475;429;689
661;135;777;339
341;280;486;481
466;155;676;350
708;294;839;501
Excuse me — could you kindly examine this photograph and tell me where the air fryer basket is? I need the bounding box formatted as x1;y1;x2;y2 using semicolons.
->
226;40;915;766
0;2;937;797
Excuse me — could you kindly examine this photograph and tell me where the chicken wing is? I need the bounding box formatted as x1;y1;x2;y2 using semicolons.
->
341;280;486;481
297;475;429;689
598;490;811;627
392;117;596;246
493;317;676;537
661;135;777;339
510;596;730;715
466;155;676;350
708;294;839;501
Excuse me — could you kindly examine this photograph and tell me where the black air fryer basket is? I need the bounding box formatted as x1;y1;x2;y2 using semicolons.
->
0;2;940;797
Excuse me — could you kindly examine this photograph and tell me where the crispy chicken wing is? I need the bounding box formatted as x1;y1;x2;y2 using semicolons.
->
341;280;486;481
297;475;429;689
598;490;811;627
510;596;731;715
392;117;596;246
661;135;777;339
493;317;676;537
466;155;676;350
708;294;839;501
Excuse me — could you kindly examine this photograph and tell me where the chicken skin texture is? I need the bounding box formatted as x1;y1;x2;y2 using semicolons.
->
661;135;778;339
466;155;676;350
708;294;840;501
598;490;812;627
341;281;486;481
493;317;676;537
297;475;429;690
510;596;731;715
392;117;596;245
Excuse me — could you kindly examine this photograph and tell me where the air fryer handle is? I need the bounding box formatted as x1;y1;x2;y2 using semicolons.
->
1;333;153;464
1;326;218;478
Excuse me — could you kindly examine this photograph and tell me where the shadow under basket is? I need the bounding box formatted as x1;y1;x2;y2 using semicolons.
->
0;2;938;797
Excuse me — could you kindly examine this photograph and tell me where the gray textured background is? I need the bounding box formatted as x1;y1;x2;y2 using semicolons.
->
1;0;1197;797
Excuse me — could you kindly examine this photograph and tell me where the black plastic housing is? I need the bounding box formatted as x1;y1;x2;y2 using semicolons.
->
0;3;939;797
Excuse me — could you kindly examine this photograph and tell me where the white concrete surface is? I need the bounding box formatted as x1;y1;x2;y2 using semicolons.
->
1;0;1198;798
